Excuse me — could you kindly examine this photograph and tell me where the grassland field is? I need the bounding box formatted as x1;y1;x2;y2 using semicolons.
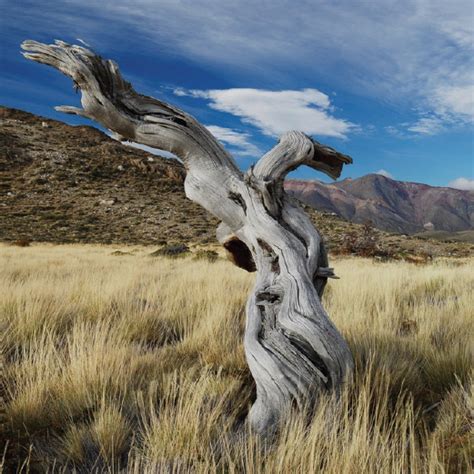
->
1;243;473;473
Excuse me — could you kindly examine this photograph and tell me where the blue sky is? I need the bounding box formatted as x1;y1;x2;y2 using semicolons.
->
1;0;473;189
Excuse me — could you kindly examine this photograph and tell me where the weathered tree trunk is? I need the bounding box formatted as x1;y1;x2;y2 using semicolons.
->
22;40;354;435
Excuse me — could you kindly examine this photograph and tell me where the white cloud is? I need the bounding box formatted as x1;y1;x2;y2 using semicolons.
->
375;169;394;179
407;117;444;135
10;0;474;133
172;88;189;97
448;177;474;191
385;126;404;138
205;125;260;156
75;38;91;47
387;115;447;137
433;85;474;120
177;88;354;138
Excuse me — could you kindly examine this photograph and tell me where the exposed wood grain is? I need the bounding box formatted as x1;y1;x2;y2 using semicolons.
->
22;39;354;435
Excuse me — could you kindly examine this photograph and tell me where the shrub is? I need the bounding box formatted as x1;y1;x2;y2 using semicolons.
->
193;249;219;263
150;243;190;258
341;221;387;258
12;239;31;247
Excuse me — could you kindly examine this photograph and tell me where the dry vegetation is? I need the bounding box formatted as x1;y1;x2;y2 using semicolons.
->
1;243;473;473
3;107;473;260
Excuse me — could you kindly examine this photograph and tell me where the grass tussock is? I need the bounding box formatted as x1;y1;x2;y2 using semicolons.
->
1;243;472;473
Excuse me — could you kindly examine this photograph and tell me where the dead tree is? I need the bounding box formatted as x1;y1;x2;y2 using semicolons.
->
22;40;354;435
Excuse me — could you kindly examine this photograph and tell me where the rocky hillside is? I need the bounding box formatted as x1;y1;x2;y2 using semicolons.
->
1;106;472;258
0;106;218;245
285;175;473;235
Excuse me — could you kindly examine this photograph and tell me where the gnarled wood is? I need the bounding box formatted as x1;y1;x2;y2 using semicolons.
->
22;39;354;436
253;131;352;182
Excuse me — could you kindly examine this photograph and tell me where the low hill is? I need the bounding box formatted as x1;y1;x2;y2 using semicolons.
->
0;106;217;245
414;229;474;244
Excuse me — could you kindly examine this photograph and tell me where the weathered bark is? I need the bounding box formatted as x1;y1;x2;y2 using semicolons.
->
22;40;354;435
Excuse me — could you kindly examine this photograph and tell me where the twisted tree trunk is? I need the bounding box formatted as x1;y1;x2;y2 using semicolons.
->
22;40;354;435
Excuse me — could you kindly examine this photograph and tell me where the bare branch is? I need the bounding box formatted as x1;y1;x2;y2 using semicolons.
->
21;39;245;226
253;131;352;182
21;40;241;176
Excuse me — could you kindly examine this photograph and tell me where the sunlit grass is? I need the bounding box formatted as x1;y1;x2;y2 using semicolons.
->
1;243;472;472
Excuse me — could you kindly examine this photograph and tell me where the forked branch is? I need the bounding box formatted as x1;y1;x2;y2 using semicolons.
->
254;131;352;182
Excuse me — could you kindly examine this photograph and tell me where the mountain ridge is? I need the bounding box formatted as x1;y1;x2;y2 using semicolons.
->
1;106;472;257
285;174;473;235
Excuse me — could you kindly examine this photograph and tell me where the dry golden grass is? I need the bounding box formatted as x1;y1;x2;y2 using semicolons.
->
1;243;473;473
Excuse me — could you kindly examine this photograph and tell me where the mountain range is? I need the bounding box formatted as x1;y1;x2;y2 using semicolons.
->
285;174;473;236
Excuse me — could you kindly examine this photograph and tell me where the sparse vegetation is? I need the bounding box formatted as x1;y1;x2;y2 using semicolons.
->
193;249;219;263
11;239;31;247
150;243;190;258
341;220;382;257
1;244;473;472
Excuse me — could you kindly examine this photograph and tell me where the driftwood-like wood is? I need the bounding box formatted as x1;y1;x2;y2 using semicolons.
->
22;40;354;435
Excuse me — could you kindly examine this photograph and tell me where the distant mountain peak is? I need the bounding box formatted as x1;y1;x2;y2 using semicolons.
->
286;174;473;234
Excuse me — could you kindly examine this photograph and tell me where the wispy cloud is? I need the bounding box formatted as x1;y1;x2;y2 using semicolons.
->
11;0;470;128
177;88;354;138
205;125;260;156
386;115;446;137
448;177;474;191
375;169;394;179
385;126;405;138
6;0;473;138
433;85;474;121
407;117;445;136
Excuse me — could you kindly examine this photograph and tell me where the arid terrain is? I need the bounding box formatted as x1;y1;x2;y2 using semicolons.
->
2;0;473;470
1;244;472;472
1;106;473;472
1;106;473;259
